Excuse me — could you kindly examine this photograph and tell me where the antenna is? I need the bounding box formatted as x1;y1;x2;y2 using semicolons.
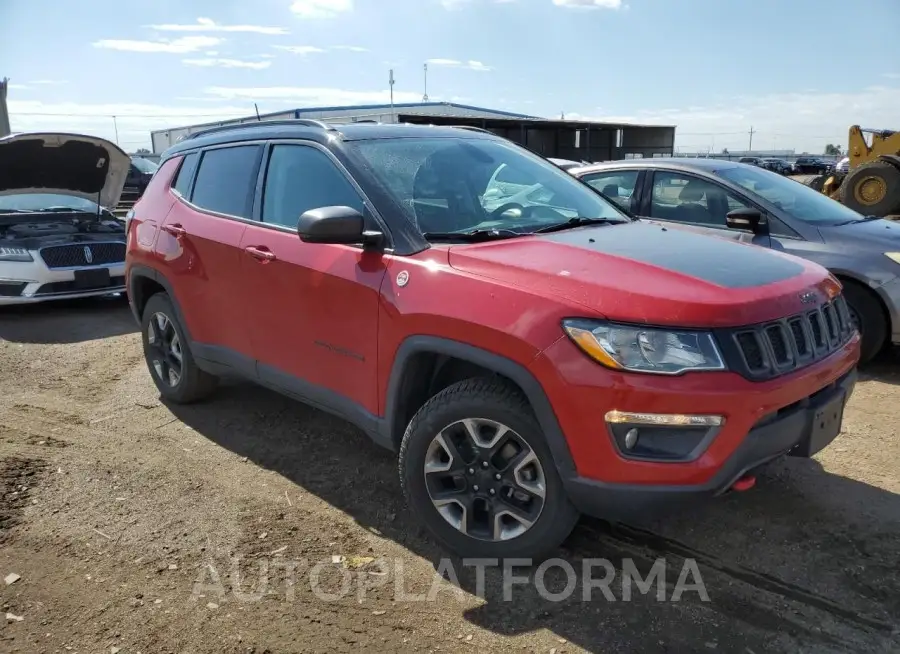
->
254;103;261;121
422;63;429;102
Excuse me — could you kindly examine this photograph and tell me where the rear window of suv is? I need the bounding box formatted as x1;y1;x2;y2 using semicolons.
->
190;145;261;219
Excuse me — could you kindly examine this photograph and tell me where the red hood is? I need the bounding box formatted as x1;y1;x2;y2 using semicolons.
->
447;221;840;328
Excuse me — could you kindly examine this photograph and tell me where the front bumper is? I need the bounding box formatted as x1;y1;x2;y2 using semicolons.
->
563;369;856;520
529;330;860;518
0;259;125;306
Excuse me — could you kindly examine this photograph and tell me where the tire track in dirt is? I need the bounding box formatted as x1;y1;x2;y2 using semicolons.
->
0;456;47;544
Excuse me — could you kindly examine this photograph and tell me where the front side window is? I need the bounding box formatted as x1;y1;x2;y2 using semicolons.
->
580;170;639;210
347;137;627;236
172;152;199;196
261;145;365;228
650;171;751;227
715;164;864;225
191;145;261;219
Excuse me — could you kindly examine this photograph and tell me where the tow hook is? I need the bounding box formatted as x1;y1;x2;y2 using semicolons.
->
730;474;757;492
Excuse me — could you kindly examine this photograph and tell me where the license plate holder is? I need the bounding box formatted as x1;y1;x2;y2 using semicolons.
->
73;268;111;290
802;392;846;457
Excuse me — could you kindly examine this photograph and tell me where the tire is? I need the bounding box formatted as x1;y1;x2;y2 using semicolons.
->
839;161;900;217
399;377;580;560
841;280;887;364
140;292;218;403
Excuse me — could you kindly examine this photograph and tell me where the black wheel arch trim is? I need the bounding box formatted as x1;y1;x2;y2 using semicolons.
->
382;335;578;477
127;264;193;344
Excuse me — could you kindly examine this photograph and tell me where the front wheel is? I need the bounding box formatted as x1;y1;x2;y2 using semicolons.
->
842;281;887;364
399;378;580;560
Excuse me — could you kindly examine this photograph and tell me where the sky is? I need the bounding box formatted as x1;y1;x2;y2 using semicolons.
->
2;0;899;154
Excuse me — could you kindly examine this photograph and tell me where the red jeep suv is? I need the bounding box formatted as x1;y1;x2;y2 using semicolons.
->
125;120;860;559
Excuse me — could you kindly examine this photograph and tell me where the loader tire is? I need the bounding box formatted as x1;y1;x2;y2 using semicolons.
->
790;174;826;192
840;161;900;217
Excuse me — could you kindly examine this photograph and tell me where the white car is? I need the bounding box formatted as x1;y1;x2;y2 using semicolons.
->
835;156;850;173
0;132;129;305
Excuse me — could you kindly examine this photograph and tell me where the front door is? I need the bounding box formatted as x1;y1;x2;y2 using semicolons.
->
238;142;388;415
645;170;769;247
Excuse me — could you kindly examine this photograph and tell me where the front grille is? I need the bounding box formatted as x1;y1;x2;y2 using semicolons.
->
719;293;856;380
35;276;125;296
39;242;125;269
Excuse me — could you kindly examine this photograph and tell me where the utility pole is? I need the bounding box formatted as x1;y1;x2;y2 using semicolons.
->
748;125;755;152
112;115;120;145
422;63;428;102
0;78;11;138
389;69;395;123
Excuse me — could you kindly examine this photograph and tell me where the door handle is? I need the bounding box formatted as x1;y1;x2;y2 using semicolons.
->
244;246;277;262
163;223;186;237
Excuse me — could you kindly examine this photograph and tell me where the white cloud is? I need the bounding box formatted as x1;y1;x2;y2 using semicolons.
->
552;0;623;9
93;35;222;54
183;58;272;70
289;0;353;18
441;0;517;7
202;85;424;106
274;45;326;55
332;45;368;52
426;58;492;71
882;72;900;80
146;17;289;35
573;85;900;153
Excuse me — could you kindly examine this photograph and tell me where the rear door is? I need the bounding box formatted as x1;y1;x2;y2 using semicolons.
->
160;143;263;373
238;141;388;415
577;169;643;213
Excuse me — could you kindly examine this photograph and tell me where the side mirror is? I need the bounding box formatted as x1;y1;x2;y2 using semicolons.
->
725;208;768;235
297;206;383;248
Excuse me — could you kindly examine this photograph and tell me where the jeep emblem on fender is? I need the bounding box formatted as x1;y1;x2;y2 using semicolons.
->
396;270;409;287
84;246;93;264
798;290;817;304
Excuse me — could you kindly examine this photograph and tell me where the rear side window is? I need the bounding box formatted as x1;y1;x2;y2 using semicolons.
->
172;152;199;197
191;145;261;219
261;145;364;228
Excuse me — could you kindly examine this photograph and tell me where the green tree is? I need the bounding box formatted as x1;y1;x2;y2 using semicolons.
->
824;143;843;156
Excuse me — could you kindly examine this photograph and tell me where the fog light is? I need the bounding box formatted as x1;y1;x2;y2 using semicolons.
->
624;428;639;450
605;410;725;427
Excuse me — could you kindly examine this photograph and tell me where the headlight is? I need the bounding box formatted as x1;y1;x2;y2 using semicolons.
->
885;252;900;265
0;247;33;262
562;319;726;375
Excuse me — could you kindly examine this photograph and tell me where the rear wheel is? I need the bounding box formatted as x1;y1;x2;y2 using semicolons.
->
841;280;887;364
141;292;218;403
839;161;900;217
399;378;579;560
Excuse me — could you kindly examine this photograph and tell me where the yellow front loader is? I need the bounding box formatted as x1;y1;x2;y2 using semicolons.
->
794;125;900;218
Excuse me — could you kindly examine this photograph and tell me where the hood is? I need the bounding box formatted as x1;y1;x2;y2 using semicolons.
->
0;132;130;209
448;221;837;328
819;218;900;249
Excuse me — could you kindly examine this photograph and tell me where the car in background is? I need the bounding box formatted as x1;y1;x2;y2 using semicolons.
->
570;158;900;363
835;157;850;174
548;157;587;171
0;132;129;305
793;157;831;174
762;159;793;175
125;156;159;196
738;157;764;167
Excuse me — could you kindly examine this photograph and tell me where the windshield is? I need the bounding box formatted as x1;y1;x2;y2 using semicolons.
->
131;157;158;174
0;193;101;213
716;165;864;224
347;137;628;237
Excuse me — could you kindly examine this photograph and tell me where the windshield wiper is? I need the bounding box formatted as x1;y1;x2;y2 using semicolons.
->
834;214;882;226
423;228;526;242
533;217;624;234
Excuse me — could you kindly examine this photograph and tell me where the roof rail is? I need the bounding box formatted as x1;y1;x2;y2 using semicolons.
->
452;125;495;134
182;118;335;142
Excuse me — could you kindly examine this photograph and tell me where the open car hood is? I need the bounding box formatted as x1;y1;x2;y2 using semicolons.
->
0;132;130;209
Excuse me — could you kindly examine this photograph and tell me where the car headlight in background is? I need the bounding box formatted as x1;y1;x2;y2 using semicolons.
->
562;319;726;374
0;247;34;262
885;252;900;265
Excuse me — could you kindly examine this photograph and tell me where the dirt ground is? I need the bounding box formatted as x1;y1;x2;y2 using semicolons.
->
0;297;898;654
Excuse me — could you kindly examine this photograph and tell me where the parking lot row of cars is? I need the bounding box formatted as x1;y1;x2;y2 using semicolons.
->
0;124;894;559
738;155;837;175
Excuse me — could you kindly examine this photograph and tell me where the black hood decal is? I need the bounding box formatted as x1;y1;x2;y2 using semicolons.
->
542;221;804;288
